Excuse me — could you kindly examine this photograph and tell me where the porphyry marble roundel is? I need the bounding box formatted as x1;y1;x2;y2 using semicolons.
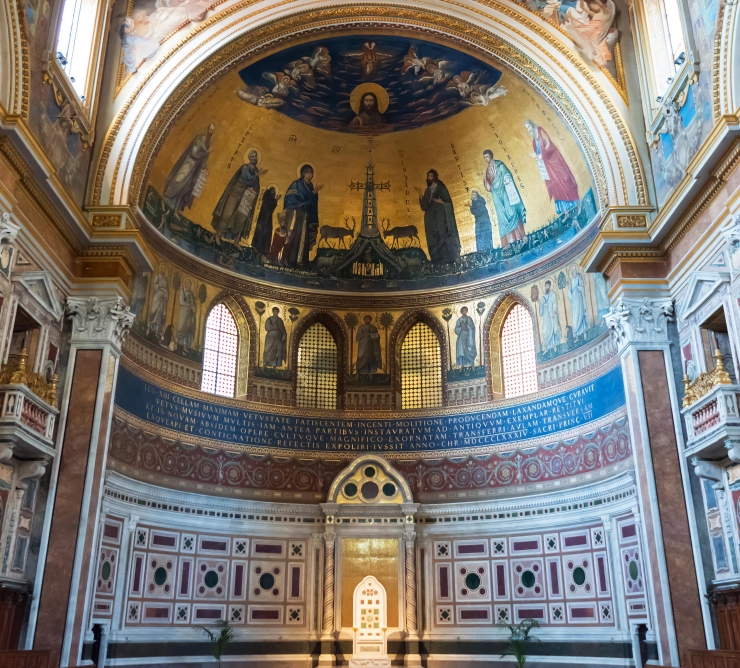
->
143;34;597;293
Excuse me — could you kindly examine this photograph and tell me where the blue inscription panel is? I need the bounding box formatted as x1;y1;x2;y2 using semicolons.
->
115;365;625;453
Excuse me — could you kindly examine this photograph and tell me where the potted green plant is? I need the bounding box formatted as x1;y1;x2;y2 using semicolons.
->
197;619;234;668
499;618;540;667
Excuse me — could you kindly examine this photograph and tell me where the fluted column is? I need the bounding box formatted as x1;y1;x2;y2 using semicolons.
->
318;530;336;667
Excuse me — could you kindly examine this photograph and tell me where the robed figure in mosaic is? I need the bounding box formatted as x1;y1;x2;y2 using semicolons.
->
483;150;527;248
416;170;461;264
356;315;382;375
263;307;287;367
281;165;323;268
212;150;265;243
469;190;493;253
148;264;169;337
540;279;561;350
525;120;579;214
251;187;281;254
176;278;197;350
163;124;213;212
455;306;477;367
569;267;589;336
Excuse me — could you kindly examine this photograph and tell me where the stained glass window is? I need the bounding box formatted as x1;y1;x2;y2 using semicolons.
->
501;304;538;398
296;323;337;409
201;303;238;397
401;322;442;409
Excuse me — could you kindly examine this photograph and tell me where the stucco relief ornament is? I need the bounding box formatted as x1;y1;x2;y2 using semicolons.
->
604;298;674;350
0;213;20;245
721;213;740;247
66;296;134;348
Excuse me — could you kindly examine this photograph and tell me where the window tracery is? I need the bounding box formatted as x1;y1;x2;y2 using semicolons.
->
401;322;442;410
296;323;338;409
201;303;238;397
501;304;538;398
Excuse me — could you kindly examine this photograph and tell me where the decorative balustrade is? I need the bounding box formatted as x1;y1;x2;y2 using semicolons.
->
0;350;59;457
681;378;740;460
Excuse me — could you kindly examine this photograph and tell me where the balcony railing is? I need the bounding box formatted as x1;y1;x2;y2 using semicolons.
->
0;350;59;458
681;352;740;459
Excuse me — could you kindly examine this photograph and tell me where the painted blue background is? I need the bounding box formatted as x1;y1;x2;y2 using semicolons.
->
115;365;626;453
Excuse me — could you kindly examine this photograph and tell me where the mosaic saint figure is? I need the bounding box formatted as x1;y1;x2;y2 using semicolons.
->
416;169;461;264
483;150;527;248
524;120;580;214
268;212;289;262
454;306;477;367
539;280;562;350
211;150;265;243
148;264;169;337
251;187;281;255
130;273;148;319
162;124;213;212
568;266;589;336
469;190;493;253
281;165;323;268
176;278;197;350
263;307;287;367
356;315;382;375
350;92;385;128
593;272;610;317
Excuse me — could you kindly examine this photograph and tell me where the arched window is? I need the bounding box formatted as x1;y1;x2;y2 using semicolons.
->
296;323;338;409
401;322;442;409
201;303;238;397
501;304;538;398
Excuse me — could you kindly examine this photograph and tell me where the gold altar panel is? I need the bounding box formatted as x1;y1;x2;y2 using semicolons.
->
341;538;399;628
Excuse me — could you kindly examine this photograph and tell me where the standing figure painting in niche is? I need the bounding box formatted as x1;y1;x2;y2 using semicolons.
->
455;306;477;367
540;280;562;350
148;264;169;338
356;315;382;375
130;273;148;319
163;124;213;213
212;150;266;244
524;120;579;214
416;170;461;264
176;278;197;351
281;165;323;268
251;187;281;254
483;150;527;248
568;266;589;336
469;190;493;253
263;307;287;367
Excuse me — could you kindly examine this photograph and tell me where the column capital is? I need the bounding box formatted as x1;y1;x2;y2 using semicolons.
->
0;213;20;246
66;297;134;350
604;298;674;351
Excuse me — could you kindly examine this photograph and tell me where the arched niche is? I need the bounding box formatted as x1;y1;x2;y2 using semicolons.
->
326;455;414;506
484;292;537;400
389;309;448;411
290;309;347;409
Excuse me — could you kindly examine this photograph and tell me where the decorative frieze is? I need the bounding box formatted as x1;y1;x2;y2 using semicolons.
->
67;297;134;350
604;298;674;351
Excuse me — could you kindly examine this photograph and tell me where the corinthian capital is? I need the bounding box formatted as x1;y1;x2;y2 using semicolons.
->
604;298;674;351
66;296;134;350
722;213;740;248
0;213;20;246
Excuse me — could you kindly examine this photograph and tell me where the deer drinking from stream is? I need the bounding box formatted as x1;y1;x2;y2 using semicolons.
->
319;216;357;249
381;218;419;249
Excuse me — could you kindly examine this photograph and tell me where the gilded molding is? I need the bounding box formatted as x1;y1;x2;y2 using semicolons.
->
93;2;645;210
682;349;732;408
616;215;647;228
90;214;122;228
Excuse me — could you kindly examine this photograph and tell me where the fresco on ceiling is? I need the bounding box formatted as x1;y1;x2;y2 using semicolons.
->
518;0;621;79
127;256;610;389
143;36;597;293
651;0;718;206
115;0;226;87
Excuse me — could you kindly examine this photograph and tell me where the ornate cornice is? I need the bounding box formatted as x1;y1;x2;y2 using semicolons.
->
66;296;135;350
604;298;674;351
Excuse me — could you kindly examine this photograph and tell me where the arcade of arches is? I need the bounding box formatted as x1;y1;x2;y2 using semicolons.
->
0;0;740;665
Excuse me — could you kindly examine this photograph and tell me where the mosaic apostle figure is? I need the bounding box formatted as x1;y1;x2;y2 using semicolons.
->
162;124;213;213
148;263;169;338
416;169;461;264
483;150;527;248
524;120;580;214
263;307;287;367
211;150;266;243
176;278;197;350
568;266;589;336
356;315;382;375
281;165;323;268
539;279;562;350
454;306;477;367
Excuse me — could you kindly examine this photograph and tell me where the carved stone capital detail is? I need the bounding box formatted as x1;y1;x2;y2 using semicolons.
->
722;213;740;248
604;298;674;350
0;213;20;246
66;296;134;349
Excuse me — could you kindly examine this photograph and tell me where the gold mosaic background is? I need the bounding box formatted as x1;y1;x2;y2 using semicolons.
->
341;537;399;628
